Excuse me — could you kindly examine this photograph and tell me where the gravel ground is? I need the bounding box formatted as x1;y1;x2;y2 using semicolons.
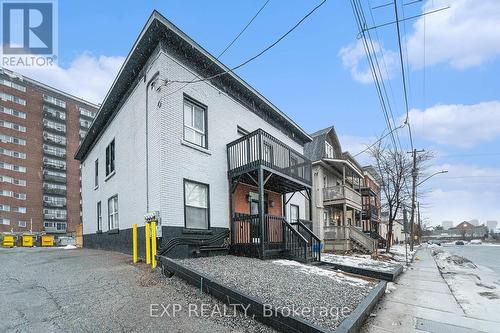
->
176;255;377;331
0;247;274;333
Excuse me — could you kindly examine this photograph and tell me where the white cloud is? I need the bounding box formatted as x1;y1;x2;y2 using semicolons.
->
339;134;375;165
406;101;500;148
407;0;500;69
338;40;397;84
8;52;125;104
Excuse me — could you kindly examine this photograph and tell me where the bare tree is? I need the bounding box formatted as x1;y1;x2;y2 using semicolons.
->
370;141;434;252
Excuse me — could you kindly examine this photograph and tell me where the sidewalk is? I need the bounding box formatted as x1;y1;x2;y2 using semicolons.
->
362;246;500;333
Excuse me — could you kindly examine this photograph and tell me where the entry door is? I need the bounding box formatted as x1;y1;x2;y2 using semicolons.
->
290;204;299;223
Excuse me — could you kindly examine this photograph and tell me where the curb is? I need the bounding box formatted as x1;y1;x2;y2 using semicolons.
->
334;280;387;333
315;261;403;282
159;256;387;333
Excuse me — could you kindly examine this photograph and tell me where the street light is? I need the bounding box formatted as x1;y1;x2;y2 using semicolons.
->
417;170;448;187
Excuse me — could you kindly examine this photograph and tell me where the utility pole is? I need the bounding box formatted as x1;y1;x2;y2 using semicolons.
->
403;208;408;266
417;201;422;244
408;148;424;251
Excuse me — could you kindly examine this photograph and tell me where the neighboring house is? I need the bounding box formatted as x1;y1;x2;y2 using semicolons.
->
304;127;376;253
379;214;406;246
361;165;384;247
75;11;319;262
446;221;488;239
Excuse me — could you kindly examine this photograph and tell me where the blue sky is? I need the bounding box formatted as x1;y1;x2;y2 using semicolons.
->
13;0;500;227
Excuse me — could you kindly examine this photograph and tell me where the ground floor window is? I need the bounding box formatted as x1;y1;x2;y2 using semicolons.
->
290;204;299;223
184;179;209;229
108;195;119;230
97;201;102;231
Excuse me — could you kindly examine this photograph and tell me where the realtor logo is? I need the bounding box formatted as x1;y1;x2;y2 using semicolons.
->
1;0;57;67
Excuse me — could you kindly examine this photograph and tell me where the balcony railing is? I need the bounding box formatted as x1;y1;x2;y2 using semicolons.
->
227;129;312;185
323;185;362;206
362;204;379;220
44;221;67;233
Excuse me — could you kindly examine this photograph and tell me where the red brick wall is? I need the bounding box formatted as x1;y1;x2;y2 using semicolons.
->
233;183;282;216
0;84;44;233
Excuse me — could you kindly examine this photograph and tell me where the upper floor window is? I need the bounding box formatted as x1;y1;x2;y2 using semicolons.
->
43;94;66;108
1;106;26;119
105;139;115;176
0;78;26;92
79;107;95;118
184;179;209;229
0;120;26;132
325;141;334;159
183;97;207;148
0;92;26;106
95;159;99;187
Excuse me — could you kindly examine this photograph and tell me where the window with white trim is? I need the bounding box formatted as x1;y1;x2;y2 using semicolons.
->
0;218;10;225
108;196;119;230
0;147;26;159
79;107;95;118
95;159;99;187
0;162;26;173
290;204;300;223
0;174;26;186
97;201;102;231
13;206;26;214
44;169;66;179
18;220;27;227
0;92;26;105
0;204;11;212
43;105;66;120
325;141;334;158
43;144;66;158
0;134;26;145
43;157;66;170
184;180;209;229
79;119;91;128
43;208;66;219
43;182;66;191
43;131;66;145
183;98;207;148
105;140;115;176
0;106;26;119
0;78;26;92
0;120;26;132
43;94;66;108
43;119;66;132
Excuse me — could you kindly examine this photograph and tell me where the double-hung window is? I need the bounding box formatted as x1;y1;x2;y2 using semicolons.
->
183;97;207;148
105;140;115;176
97;201;102;232
94;159;99;187
184;180;209;229
108;196;118;230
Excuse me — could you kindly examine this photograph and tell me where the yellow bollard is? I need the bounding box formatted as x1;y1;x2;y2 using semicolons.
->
151;221;157;269
132;223;138;264
145;222;151;265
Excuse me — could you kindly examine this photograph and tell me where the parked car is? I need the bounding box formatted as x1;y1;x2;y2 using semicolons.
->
455;240;465;245
428;240;441;246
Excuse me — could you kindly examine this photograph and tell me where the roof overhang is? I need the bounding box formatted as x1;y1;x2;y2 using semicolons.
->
320;158;364;178
75;10;311;161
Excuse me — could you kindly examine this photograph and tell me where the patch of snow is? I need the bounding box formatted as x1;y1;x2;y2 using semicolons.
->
432;249;500;321
469;239;482;245
59;244;77;249
272;259;372;287
385;282;397;294
321;253;401;272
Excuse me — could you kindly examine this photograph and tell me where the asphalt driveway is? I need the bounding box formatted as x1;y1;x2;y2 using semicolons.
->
0;247;274;333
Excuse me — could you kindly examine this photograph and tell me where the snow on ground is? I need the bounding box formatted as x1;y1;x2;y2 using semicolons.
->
431;247;500;321
321;253;401;272
273;259;371;287
378;244;419;263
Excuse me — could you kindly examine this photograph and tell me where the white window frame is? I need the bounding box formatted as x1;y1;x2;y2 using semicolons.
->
183;97;207;148
0;106;26;119
108;196;119;230
184;179;209;229
325;141;334;158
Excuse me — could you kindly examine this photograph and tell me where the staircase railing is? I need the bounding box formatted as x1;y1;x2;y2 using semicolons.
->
349;226;376;252
282;218;309;262
292;220;321;262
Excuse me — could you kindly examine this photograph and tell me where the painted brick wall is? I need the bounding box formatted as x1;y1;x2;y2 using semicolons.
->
81;47;307;234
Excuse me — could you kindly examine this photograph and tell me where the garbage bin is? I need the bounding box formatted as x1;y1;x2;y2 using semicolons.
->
21;234;34;247
41;235;54;247
2;235;15;248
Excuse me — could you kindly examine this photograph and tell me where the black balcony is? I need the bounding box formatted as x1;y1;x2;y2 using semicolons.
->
227;129;312;191
362;204;379;220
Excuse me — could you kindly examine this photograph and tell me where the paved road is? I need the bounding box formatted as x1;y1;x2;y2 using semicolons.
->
362;245;500;333
444;244;500;276
0;247;273;333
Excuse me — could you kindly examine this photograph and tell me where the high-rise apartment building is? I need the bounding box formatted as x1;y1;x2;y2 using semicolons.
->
0;68;98;234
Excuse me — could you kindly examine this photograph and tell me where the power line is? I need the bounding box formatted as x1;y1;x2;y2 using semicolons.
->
158;0;272;99
217;0;271;58
353;123;406;157
362;6;449;32
159;0;327;87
